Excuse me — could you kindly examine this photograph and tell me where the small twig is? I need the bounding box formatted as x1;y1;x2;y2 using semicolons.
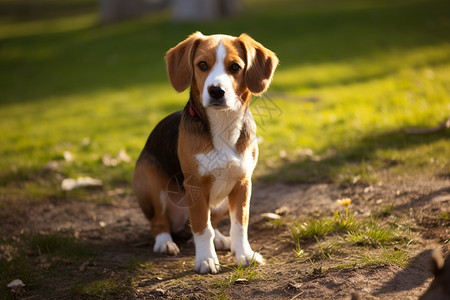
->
290;291;305;300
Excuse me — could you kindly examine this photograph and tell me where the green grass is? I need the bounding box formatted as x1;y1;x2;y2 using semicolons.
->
348;222;402;248
0;0;449;204
0;231;97;298
290;202;409;267
0;245;36;300
27;232;95;260
230;261;260;283
360;248;409;267
124;256;154;271
71;279;132;298
291;218;336;241
291;204;360;242
440;212;450;222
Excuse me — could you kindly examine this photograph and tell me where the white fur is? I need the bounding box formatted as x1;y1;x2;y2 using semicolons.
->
153;232;179;255
196;135;257;205
202;41;240;110
230;213;264;267
193;221;220;274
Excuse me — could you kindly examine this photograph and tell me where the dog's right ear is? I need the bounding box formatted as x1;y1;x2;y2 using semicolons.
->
165;32;204;93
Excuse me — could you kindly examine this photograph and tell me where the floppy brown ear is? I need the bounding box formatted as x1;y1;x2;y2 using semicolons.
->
165;32;204;92
239;33;279;95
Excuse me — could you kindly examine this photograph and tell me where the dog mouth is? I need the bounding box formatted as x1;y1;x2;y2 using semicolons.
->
207;102;229;110
206;100;231;110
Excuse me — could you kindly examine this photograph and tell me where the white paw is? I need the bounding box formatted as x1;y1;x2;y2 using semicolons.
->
234;251;264;267
214;229;231;251
194;256;220;274
153;233;179;255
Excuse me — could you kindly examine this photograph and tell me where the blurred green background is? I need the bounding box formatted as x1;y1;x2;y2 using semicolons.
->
0;0;449;203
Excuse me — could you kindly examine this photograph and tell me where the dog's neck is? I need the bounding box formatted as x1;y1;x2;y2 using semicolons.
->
185;91;255;152
206;107;246;151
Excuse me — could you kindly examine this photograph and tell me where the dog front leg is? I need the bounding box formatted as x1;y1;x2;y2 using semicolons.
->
186;184;220;274
228;179;264;267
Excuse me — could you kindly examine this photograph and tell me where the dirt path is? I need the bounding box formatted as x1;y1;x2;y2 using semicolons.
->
2;176;449;299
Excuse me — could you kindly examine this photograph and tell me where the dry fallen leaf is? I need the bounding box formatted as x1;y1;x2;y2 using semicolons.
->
61;177;103;191
260;212;281;220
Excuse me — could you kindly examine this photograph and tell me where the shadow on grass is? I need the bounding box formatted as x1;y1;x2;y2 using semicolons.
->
0;0;449;105
263;129;450;184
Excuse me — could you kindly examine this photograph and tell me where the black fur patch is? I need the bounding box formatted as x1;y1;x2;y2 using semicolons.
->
138;111;184;187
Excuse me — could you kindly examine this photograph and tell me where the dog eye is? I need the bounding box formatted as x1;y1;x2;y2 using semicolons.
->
197;61;209;71
230;63;241;73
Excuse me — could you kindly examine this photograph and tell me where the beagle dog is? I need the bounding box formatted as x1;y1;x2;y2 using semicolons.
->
133;32;278;274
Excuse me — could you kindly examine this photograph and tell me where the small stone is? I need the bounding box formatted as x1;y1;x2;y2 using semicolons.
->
234;278;248;284
7;279;25;288
287;282;302;290
260;212;281;220
275;206;289;216
150;288;165;295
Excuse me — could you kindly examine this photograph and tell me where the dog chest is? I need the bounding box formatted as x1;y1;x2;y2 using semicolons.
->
196;145;256;204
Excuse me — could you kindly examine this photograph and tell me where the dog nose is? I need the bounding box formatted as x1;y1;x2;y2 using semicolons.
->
208;86;225;100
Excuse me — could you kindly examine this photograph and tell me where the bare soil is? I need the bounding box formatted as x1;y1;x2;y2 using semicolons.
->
2;174;449;299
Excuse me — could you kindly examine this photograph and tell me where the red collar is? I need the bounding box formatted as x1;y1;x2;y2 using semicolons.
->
189;101;201;118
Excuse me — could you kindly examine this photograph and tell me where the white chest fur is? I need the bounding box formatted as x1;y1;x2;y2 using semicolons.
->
195;109;257;205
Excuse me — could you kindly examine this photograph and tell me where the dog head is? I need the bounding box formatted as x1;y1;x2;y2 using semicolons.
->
165;32;278;111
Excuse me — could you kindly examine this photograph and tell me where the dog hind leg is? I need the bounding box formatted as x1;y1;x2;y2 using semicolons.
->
134;162;180;255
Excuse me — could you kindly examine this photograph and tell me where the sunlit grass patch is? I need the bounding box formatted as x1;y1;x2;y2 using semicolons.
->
360;248;409;267
291;218;336;242
230;261;261;283
348;221;403;248
289;198;410;267
207;260;262;299
291;198;361;243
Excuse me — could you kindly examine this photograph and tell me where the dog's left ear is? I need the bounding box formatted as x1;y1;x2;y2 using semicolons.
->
239;33;279;95
165;32;204;92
